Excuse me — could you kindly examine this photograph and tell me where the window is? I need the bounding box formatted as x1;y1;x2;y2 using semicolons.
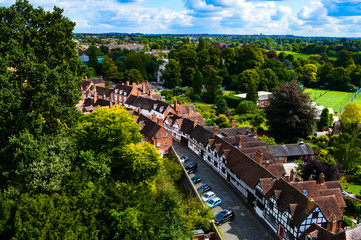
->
164;142;168;146
114;95;118;101
164;133;168;137
268;201;274;210
156;143;161;147
312;212;319;219
157;134;162;138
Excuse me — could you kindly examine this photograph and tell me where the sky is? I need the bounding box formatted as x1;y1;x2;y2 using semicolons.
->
1;0;361;37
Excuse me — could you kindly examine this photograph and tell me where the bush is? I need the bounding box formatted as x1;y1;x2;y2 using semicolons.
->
224;95;243;108
342;216;354;228
344;197;361;217
237;101;257;114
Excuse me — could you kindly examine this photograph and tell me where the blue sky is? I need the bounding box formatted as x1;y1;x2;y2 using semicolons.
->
2;0;361;37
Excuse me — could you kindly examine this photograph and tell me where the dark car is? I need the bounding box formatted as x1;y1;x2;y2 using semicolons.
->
191;175;202;184
197;184;211;194
185;162;197;173
215;209;235;225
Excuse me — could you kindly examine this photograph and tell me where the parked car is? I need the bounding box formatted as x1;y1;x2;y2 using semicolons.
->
191;175;202;184
206;197;222;209
202;191;216;202
180;155;189;162
197;184;211;194
185;162;197;173
214;209;235;225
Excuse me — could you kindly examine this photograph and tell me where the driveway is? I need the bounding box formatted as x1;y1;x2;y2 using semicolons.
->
173;142;278;240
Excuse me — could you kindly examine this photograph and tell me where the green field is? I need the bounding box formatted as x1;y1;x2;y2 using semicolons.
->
353;92;361;105
304;88;325;100
276;51;337;61
304;88;353;112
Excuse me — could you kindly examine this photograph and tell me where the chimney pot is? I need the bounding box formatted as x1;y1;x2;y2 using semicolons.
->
235;134;242;147
290;169;295;182
232;119;236;128
213;126;219;136
126;81;129;86
319;172;325;184
256;148;263;165
142;83;145;94
174;99;177;111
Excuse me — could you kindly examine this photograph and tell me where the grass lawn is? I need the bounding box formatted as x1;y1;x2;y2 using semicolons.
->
342;177;361;196
304;88;353;111
353;93;361;105
275;50;337;61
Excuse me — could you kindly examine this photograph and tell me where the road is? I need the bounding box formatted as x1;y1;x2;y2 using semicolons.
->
173;142;278;240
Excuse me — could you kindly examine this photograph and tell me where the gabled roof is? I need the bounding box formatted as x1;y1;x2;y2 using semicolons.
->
264;178;315;226
313;195;344;222
80;80;92;91
217;127;252;136
94;99;111;107
189;125;213;146
319;188;346;208
114;84;135;96
89;77;105;85
267;143;313;157
175;104;197;116
266;164;286;179
137;114;163;139
180;118;195;134
126;96;170;114
96;86;113;97
299;223;346;240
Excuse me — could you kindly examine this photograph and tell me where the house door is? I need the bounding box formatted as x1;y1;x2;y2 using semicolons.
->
279;225;284;237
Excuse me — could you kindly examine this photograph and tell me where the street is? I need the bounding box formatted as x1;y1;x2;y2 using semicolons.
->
173;142;278;240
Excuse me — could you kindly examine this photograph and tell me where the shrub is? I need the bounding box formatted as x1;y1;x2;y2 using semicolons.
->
224;95;243;108
237;101;257;114
342;216;354;228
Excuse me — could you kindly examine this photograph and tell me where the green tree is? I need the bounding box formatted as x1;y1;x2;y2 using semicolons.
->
192;67;203;95
124;69;144;83
161;59;181;88
215;98;228;114
246;78;259;104
317;108;333;130
197;36;207;52
340;102;361;124
335;50;354;68
238;69;260;92
265;81;317;142
237;100;257;114
0;1;83;141
203;65;222;103
88;45;99;72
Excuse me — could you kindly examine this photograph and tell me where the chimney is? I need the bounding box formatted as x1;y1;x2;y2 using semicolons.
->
148;90;151;96
85;76;88;80
319;172;325;185
290;169;295;182
157;118;163;126
194;119;198;127
235;134;242;147
329;214;338;233
152;113;157;122
188;107;192;116
307;198;315;212
213;126;219;136
174;99;177;111
252;129;257;136
256;148;263;165
142;83;145;93
126;81;129;86
145;79;148;84
231;119;236;128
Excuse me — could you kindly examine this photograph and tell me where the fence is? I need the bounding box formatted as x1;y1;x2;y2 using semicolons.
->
341;87;361;112
169;146;223;240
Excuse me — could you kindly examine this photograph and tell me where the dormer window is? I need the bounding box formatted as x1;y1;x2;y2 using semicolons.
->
124;92;127;96
114;89;118;94
160;106;164;112
153;104;158;109
119;90;123;95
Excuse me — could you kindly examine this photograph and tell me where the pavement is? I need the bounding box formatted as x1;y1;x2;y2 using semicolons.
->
173;142;279;240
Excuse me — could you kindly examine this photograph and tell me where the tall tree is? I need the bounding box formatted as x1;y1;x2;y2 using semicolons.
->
197;36;207;52
246;78;259;104
203;65;222;103
88;45;99;72
192;67;203;95
0;0;83;141
265;81;317;142
161;59;181;89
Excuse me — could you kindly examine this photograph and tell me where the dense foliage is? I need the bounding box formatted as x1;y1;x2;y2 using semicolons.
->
0;2;213;238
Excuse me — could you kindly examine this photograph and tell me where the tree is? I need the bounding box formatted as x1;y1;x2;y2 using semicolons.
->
161;59;181;88
265;81;317;142
88;45;99;72
74;106;142;154
237;100;257;114
0;1;83;142
192;67;203;95
215;98;228;114
197;36;207;52
203;65;222;103
340;102;361;125
124;69;144;83
101;56;121;83
246;78;258;104
317;108;333;130
236;45;264;73
335;50;354;68
238;69;259;93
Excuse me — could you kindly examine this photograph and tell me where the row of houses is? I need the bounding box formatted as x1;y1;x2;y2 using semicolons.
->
162;109;353;240
78;79;357;239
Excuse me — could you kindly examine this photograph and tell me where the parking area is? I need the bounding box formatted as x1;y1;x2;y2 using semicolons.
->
174;142;278;240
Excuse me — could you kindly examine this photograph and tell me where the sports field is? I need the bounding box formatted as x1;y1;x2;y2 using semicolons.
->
354;93;361;105
275;51;337;61
304;88;353;111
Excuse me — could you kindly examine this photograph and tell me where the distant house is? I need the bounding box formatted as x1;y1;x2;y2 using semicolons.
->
267;143;314;163
235;91;273;108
